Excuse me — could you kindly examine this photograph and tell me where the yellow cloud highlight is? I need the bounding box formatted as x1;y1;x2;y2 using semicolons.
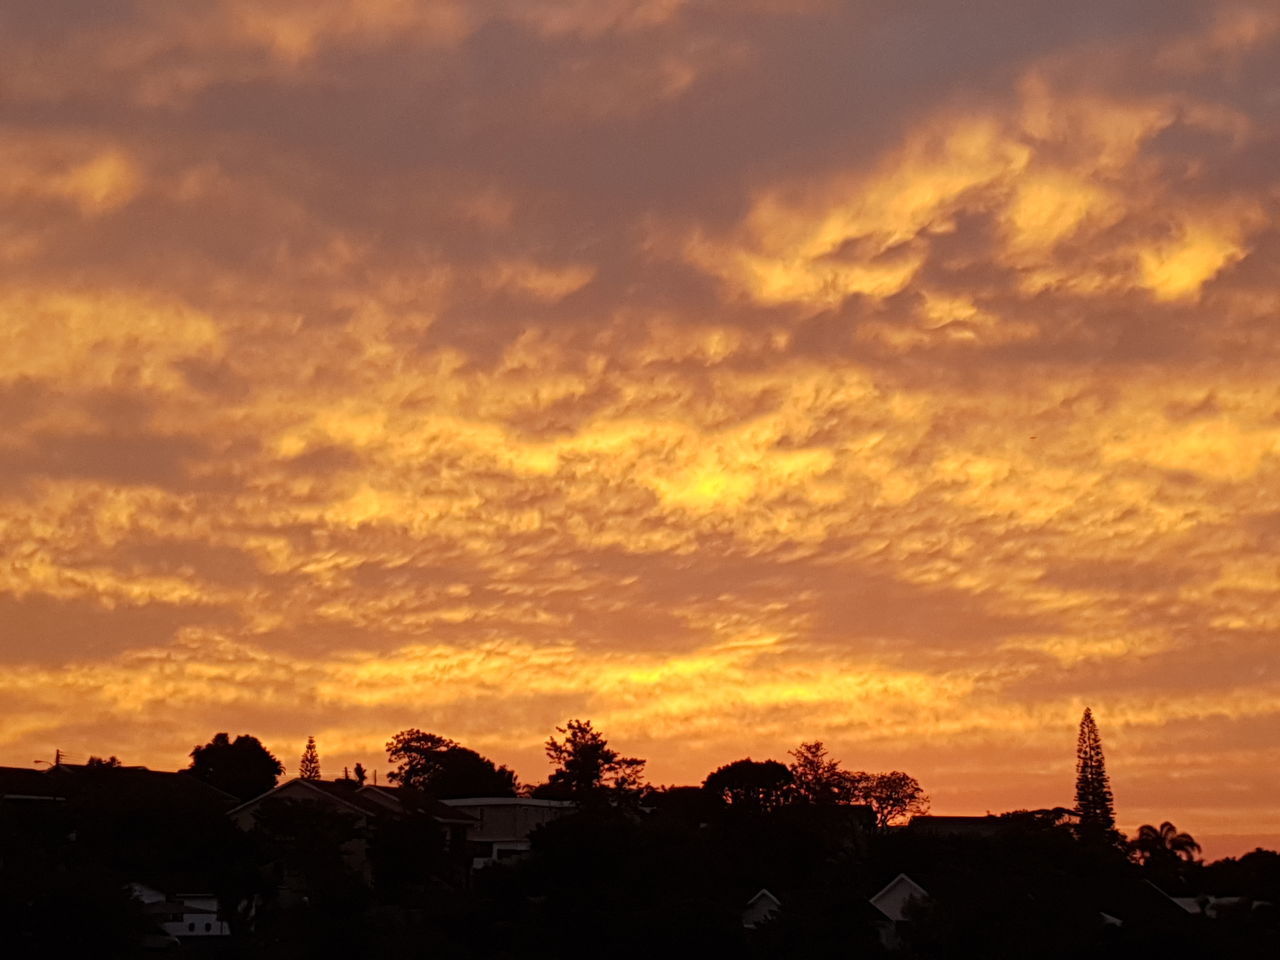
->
1104;418;1279;481
688;118;1028;306
0;289;221;389
1139;218;1253;301
685;74;1266;308
224;0;472;64
0;144;142;215
1003;169;1116;254
492;259;596;302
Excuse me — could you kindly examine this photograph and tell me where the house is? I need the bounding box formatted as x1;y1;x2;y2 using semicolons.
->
130;882;230;940
41;762;239;816
229;778;473;831
0;766;68;805
227;778;478;895
741;888;782;928
869;873;931;949
440;796;574;869
1171;893;1275;919
351;783;478;852
905;815;1006;839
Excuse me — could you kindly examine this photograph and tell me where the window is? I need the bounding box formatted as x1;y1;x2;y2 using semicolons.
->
187;922;195;932
204;922;212;933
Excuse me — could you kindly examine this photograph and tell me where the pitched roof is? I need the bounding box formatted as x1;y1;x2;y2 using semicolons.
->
869;873;932;922
0;765;67;800
441;797;573;809
359;784;477;823
46;764;238;809
746;888;782;908
141;900;219;917
906;815;1005;838
227;778;478;824
1094;879;1193;927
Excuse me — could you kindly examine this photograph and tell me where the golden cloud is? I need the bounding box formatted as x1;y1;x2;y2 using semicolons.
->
1;0;1278;853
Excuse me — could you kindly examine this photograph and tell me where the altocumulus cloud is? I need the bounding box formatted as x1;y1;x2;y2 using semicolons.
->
1;0;1279;853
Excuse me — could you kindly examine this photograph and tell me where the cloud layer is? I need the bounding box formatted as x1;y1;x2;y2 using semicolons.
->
2;0;1279;852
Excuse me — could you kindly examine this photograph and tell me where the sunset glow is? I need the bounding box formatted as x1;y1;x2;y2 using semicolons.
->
3;0;1279;858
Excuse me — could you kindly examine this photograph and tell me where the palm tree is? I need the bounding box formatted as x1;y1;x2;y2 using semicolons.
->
1130;821;1202;865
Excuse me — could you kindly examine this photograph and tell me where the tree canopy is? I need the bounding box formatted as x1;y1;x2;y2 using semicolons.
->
1131;821;1202;865
788;741;857;805
188;732;283;801
385;729;517;798
702;758;793;813
783;742;928;828
538;719;645;802
848;770;930;829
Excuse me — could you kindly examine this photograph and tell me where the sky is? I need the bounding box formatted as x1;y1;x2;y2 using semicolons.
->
2;0;1279;858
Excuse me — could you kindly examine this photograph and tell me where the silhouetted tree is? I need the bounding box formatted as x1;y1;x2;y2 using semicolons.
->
188;732;283;801
703;759;793;813
1131;821;1201;866
353;762;367;786
85;755;121;768
539;719;645;802
299;735;321;780
1074;707;1116;836
846;770;929;829
788;741;856;805
1202;847;1280;905
386;729;517;798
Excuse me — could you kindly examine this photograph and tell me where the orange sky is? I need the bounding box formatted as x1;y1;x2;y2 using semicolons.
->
2;1;1279;859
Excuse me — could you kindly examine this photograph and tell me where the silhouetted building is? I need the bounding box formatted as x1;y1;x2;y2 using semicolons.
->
228;777;477;894
131;882;230;942
741;888;782;928
905;814;1005;839
440;796;574;868
0;766;67;804
870;872;931;949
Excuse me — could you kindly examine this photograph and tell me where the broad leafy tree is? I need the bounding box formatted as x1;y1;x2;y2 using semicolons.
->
846;770;929;829
702;758;793;813
188;732;283;801
385;729;517;798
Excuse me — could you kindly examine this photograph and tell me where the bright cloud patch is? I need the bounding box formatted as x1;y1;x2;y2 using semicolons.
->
1;0;1279;852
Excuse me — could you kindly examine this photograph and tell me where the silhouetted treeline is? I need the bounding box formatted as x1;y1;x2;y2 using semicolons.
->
2;721;1276;957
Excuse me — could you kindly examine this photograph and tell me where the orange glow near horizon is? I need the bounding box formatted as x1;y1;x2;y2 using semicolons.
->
2;0;1280;858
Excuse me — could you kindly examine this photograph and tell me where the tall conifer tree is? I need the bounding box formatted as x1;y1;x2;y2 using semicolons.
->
299;735;321;780
1074;707;1115;833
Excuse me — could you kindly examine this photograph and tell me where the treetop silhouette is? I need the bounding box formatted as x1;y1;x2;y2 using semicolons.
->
703;758;793;813
299;735;321;780
1131;821;1201;865
538;719;645;802
1074;707;1116;837
188;732;283;802
788;741;852;805
385;729;517;798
